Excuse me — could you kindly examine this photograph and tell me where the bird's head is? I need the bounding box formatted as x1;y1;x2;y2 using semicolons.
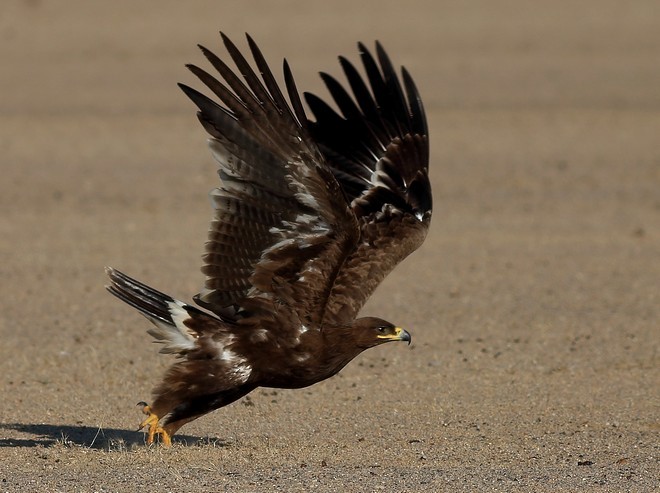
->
353;317;412;349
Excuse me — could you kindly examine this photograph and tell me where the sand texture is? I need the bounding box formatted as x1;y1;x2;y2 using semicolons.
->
1;1;658;491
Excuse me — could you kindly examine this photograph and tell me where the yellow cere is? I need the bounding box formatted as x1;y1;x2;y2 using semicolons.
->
377;327;404;340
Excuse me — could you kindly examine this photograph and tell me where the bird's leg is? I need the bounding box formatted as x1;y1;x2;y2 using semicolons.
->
137;402;171;446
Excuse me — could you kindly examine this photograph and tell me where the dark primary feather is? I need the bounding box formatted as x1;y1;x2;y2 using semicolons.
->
180;34;430;329
180;33;359;330
304;41;432;323
306;42;429;203
106;267;177;326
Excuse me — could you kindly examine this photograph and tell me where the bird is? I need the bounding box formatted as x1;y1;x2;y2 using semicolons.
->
106;32;431;446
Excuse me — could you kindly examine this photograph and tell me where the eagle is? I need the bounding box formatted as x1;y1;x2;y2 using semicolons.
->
106;32;431;446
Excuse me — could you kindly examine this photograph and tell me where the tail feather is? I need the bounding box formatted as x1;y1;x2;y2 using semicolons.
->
105;267;175;325
105;267;202;354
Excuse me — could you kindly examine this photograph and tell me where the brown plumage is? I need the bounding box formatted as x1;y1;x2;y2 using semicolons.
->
106;33;431;445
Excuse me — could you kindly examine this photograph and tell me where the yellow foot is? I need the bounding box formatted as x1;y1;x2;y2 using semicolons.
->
137;402;172;446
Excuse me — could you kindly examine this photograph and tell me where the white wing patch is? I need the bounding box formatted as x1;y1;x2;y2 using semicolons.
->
230;363;252;384
370;169;394;190
249;328;269;343
217;344;252;384
219;347;240;364
295;353;311;363
294;191;320;209
146;301;198;354
292;324;311;345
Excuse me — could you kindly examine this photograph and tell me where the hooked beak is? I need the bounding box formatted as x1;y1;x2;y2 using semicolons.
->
377;327;412;345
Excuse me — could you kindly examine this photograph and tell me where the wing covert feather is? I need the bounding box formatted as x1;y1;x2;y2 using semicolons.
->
182;35;431;331
306;42;432;324
182;34;358;328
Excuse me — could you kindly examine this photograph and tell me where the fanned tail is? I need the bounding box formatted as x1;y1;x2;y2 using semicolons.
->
105;267;215;354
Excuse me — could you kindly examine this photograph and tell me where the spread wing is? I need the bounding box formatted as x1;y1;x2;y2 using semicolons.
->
180;34;359;329
305;42;432;324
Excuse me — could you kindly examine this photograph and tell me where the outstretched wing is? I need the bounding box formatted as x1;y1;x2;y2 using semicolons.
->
180;34;358;328
305;42;432;324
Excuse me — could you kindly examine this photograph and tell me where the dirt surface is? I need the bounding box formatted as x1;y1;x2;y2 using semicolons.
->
1;1;658;491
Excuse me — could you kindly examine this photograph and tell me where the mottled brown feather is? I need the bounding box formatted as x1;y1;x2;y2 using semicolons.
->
106;34;430;442
181;34;359;333
185;35;431;329
307;44;432;324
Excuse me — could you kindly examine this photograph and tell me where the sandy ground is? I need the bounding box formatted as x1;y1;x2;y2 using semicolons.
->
1;1;659;491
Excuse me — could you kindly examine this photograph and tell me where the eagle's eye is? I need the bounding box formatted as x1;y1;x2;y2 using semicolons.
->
377;326;387;333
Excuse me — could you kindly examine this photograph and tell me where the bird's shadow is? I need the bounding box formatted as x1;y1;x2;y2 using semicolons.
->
0;423;222;449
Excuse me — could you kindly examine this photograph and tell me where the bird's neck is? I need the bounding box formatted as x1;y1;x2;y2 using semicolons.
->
320;325;364;375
